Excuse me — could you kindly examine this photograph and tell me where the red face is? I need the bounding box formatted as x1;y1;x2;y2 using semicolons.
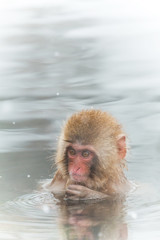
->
67;144;95;183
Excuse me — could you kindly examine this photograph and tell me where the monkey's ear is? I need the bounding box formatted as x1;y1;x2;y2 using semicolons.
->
117;134;126;159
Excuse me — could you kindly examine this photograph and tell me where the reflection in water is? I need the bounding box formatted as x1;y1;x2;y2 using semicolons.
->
0;191;128;240
59;199;128;240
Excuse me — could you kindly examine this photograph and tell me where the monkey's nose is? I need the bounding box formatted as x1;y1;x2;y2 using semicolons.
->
76;167;80;173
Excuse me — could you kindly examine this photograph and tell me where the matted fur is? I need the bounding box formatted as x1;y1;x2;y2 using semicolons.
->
55;109;127;194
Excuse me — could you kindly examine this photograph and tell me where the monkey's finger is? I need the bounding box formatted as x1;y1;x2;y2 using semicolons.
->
66;189;81;196
67;184;84;191
67;195;80;201
64;195;79;201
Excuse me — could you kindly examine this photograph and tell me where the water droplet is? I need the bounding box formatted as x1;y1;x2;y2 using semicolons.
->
42;204;50;213
128;211;137;219
56;92;60;96
98;232;103;237
12;122;15;125
0;176;2;179
27;174;31;178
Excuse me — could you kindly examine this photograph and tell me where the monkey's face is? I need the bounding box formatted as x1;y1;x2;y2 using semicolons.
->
66;143;95;183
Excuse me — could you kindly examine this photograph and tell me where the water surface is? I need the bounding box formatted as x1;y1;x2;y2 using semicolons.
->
0;0;160;239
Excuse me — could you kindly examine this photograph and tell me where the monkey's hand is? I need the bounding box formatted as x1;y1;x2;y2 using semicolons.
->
65;184;109;201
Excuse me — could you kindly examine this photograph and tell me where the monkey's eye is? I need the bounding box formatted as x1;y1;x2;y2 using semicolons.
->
82;150;90;158
68;149;76;156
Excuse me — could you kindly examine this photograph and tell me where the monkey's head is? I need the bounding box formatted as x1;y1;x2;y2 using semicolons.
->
56;110;127;190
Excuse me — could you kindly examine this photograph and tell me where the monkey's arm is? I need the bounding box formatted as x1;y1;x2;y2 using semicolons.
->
47;171;66;199
66;184;110;201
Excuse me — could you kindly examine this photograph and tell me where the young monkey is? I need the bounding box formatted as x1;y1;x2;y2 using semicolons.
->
47;109;129;201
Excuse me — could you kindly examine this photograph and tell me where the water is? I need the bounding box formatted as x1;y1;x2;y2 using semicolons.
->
0;0;160;239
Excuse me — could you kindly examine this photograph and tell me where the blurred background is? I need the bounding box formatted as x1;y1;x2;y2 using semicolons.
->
0;0;160;239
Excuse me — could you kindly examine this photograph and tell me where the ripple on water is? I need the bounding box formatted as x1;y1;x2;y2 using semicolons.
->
0;192;60;240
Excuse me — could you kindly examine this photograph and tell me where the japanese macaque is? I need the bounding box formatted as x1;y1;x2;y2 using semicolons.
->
47;109;129;201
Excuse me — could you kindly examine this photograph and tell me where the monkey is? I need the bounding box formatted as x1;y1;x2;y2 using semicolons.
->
47;109;129;201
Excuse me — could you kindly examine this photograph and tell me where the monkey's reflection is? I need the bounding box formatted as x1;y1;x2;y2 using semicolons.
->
58;199;128;240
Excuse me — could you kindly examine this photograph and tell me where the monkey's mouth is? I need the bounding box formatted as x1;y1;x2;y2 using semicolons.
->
70;173;87;183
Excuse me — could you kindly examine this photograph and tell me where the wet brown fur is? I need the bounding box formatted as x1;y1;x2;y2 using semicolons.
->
52;109;127;195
